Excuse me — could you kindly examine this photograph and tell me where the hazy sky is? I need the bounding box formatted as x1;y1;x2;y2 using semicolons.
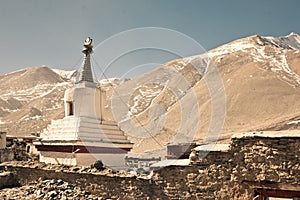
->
0;0;299;78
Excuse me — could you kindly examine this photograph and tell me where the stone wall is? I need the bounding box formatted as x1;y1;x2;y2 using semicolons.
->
1;131;300;199
0;132;6;149
0;162;167;199
0;172;18;189
231;134;300;185
153;151;236;199
229;133;300;198
0;149;14;163
153;132;300;199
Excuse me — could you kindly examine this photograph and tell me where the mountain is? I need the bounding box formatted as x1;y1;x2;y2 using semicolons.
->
110;32;300;152
205;32;300;133
1;33;300;154
0;66;75;136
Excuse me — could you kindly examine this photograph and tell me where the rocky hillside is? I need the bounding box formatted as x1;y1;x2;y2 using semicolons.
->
0;67;76;136
206;32;300;132
110;32;300;152
1;33;300;154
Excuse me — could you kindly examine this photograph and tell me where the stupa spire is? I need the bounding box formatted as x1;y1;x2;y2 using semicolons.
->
77;37;94;84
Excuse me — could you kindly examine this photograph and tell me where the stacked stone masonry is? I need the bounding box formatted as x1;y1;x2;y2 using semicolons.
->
1;132;300;199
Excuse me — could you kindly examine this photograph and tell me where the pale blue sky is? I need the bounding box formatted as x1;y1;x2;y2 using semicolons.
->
0;0;299;78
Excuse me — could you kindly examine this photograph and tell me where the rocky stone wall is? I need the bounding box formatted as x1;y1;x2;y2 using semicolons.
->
231;135;300;185
0;172;18;189
0;132;6;149
160;134;300;199
0;162;167;199
0;149;14;163
229;135;300;198
1;133;300;199
153;151;237;199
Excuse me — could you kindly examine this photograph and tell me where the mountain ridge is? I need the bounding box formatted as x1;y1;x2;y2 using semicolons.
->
0;33;300;153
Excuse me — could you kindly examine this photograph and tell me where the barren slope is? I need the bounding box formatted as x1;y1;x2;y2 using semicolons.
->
1;33;300;154
110;33;300;152
0;66;74;136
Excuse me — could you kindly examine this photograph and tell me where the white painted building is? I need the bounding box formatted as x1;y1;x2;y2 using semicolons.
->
34;38;133;167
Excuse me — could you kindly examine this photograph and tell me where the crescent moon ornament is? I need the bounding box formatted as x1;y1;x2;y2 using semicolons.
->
84;37;93;46
82;37;93;54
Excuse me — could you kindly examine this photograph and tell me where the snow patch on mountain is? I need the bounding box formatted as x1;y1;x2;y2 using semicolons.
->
129;83;164;115
287;119;300;125
264;32;300;50
52;69;77;80
208;37;259;58
270;53;300;85
1;82;70;102
22;115;42;121
205;33;300;86
2;68;27;77
207;32;300;59
166;33;300;88
99;78;122;85
97;78;123;91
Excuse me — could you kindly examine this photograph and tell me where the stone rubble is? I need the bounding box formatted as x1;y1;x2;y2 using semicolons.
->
0;160;134;177
1;131;300;199
0;178;103;200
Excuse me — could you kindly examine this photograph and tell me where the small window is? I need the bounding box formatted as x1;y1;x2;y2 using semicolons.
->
26;145;30;153
67;101;74;116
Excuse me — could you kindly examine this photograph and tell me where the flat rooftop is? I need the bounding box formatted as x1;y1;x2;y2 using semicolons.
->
193;143;230;152
232;130;300;139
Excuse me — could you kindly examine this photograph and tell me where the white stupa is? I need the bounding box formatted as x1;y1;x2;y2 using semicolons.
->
34;38;133;167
